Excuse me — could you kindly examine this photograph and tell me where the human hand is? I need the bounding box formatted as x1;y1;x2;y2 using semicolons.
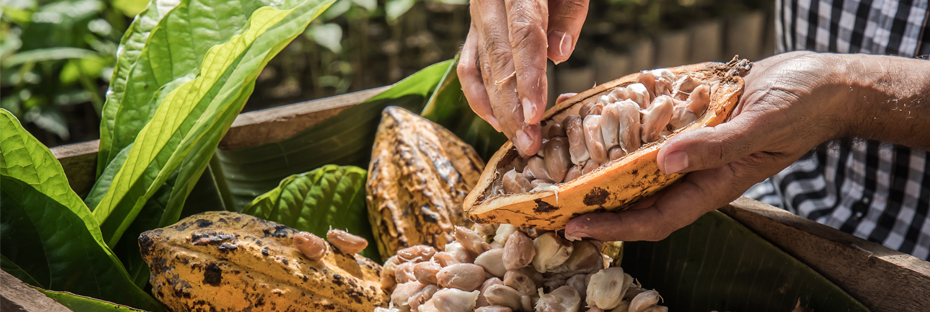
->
457;0;590;157
564;51;856;241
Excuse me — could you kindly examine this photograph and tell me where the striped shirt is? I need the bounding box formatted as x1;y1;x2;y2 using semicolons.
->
744;0;930;259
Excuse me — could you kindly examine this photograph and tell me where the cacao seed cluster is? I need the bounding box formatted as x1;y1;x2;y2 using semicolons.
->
363;223;668;312
490;69;712;196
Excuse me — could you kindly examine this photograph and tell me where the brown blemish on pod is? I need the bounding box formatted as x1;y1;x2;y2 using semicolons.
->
464;58;750;230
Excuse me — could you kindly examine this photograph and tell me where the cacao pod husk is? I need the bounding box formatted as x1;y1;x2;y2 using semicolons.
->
140;211;387;312
464;58;751;230
367;106;486;258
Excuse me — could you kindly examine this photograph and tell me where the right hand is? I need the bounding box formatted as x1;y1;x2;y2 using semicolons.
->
457;0;590;157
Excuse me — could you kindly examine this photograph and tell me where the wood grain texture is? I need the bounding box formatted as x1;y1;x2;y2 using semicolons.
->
721;197;930;312
50;140;98;197
0;270;72;312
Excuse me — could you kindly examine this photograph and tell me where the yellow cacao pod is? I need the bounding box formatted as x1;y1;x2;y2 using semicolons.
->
367;106;486;258
140;211;388;312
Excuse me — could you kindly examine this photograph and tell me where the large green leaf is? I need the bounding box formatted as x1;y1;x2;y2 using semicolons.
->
241;165;379;261
420;56;507;161
623;210;867;312
213;59;453;210
0;110;162;311
97;0;181;177
88;0;337;249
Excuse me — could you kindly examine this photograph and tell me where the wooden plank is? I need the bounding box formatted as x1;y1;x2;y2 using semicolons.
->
1;270;72;312
722;197;930;312
219;86;389;150
51;141;98;197
48;87;385;195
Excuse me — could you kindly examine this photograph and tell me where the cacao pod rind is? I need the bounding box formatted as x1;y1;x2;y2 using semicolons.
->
465;60;749;230
366;107;485;259
140;211;388;312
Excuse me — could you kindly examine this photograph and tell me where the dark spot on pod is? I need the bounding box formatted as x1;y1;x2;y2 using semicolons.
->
217;242;238;252
332;273;345;286
138;230;159;257
148;256;168;275
174;222;191;231
533;199;558;213
195;219;213;228
174;287;192;299
261;246;270;256
263;224;290;238
583;187;609;206
202;263;223;286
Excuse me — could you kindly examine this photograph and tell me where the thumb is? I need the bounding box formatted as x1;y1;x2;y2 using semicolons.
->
657;116;765;175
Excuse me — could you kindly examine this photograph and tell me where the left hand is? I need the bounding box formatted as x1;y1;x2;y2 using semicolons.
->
564;51;855;241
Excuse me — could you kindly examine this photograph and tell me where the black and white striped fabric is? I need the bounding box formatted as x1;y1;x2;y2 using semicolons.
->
744;0;930;260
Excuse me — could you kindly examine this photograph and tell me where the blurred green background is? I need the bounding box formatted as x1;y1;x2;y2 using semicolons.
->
0;0;774;148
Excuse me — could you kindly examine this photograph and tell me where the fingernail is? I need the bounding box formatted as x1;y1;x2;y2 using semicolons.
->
559;32;572;58
522;98;538;124
514;129;533;156
484;114;502;132
665;151;689;174
564;230;589;241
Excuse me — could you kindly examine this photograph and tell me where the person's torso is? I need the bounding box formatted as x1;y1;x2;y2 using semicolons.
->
750;0;930;259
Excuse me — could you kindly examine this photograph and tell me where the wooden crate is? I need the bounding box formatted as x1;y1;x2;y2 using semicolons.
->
49;87;930;312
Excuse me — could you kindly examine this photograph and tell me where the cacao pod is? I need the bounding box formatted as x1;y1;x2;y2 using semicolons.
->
367;106;486;258
140;211;388;312
464;58;751;230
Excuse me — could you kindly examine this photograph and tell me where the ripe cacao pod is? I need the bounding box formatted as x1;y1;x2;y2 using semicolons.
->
367;106;486;258
464;58;751;230
140;211;388;312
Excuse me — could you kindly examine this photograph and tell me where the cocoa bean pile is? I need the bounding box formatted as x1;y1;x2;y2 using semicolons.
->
489;69;712;196
373;224;668;312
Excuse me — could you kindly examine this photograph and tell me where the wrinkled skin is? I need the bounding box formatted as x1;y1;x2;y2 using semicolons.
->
567;51;930;242
457;0;590;157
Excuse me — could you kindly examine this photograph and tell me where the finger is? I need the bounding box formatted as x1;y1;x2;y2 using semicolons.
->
504;0;548;125
458;24;502;132
555;92;577;105
472;0;540;156
656;111;769;175
566;164;756;241
547;0;589;64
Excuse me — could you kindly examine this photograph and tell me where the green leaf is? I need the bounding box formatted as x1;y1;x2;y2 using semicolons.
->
242;165;379;261
0;110;162;311
90;0;337;249
96;0;180;178
349;0;377;12
37;289;146;312
420;55;507;161
623;210;867;312
212;59;453;210
112;0;151;17
385;0;415;22
307;23;343;53
0;47;96;67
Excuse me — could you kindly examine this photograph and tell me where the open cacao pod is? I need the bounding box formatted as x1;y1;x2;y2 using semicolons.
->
464;58;751;230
